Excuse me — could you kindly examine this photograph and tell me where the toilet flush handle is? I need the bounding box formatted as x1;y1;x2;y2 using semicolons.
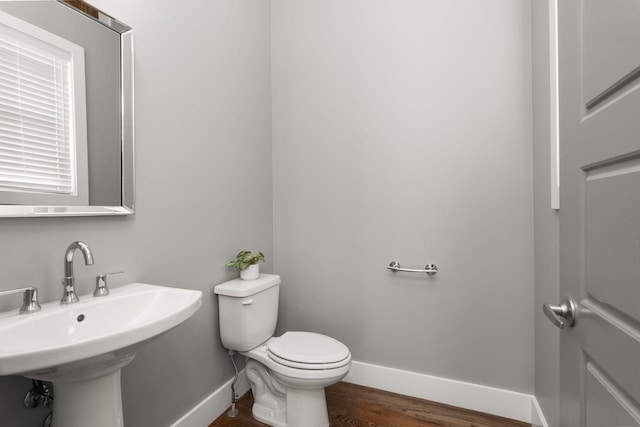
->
241;299;253;306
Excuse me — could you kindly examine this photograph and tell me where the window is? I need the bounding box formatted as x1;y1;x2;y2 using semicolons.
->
0;10;87;206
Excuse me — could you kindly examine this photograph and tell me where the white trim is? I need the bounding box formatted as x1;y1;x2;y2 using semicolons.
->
531;396;551;427
172;361;550;427
549;0;560;210
344;361;543;425
169;370;250;427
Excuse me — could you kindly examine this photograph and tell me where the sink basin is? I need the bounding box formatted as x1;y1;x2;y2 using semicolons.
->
0;283;202;427
0;282;202;375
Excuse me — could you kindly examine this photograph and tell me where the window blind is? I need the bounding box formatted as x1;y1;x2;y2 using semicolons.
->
0;28;75;196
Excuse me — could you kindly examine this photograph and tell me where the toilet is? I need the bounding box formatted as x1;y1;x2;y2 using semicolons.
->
214;274;351;427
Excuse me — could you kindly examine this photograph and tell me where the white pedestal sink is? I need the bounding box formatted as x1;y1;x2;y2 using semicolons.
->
0;283;202;427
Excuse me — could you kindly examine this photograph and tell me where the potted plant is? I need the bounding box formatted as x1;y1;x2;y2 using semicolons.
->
226;250;265;280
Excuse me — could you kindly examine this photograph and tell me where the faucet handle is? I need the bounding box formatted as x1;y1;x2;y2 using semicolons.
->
94;271;124;297
21;288;41;314
0;286;42;314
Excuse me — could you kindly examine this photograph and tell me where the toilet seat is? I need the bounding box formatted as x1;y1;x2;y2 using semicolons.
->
268;331;351;370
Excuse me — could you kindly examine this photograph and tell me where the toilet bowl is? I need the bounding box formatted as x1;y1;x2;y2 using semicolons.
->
214;275;352;427
242;332;351;427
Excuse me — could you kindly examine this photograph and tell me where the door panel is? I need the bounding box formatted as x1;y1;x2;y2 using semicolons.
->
582;0;640;108
558;0;640;426
585;364;640;427
585;168;640;322
580;300;640;404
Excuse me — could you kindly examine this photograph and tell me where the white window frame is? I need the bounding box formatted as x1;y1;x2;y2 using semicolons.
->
0;9;88;206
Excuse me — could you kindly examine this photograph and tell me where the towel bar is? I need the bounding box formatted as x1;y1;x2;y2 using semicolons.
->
387;261;437;276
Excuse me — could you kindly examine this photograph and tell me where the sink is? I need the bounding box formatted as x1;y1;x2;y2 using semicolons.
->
0;283;202;427
0;282;202;375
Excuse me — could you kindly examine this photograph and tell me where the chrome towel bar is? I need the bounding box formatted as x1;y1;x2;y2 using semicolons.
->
387;261;438;276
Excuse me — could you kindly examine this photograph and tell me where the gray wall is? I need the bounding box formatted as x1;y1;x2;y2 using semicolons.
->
271;0;535;393
0;1;272;426
0;1;557;426
532;1;561;426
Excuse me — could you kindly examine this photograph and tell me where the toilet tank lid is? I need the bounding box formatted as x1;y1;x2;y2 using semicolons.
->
214;274;281;297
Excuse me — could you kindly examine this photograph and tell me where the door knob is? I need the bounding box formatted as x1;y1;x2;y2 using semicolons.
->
543;297;578;329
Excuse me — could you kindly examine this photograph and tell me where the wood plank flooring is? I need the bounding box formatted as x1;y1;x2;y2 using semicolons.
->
209;382;532;427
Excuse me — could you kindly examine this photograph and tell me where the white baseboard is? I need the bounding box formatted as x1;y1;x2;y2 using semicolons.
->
530;396;550;427
169;370;250;427
172;360;549;427
344;361;548;426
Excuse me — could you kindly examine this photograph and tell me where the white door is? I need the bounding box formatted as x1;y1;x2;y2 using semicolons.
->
546;1;640;426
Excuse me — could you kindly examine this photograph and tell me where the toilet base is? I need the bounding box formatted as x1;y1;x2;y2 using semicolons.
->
287;387;330;427
246;358;333;427
252;399;286;427
252;386;329;427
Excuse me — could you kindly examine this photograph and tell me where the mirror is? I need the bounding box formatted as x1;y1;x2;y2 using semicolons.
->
0;0;133;217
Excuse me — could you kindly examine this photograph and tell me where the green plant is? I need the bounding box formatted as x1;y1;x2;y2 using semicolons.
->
225;250;265;271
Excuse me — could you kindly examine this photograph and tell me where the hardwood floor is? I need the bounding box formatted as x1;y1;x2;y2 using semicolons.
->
209;382;531;427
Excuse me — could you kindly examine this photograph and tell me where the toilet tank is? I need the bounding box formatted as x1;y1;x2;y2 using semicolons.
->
214;274;280;351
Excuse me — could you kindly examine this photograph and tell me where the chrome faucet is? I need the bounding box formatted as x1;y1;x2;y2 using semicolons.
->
61;241;94;304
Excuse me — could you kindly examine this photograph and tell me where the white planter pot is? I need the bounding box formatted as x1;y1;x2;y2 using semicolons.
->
240;264;260;280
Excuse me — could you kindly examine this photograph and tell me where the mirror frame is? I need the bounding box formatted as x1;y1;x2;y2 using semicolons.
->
0;0;134;217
